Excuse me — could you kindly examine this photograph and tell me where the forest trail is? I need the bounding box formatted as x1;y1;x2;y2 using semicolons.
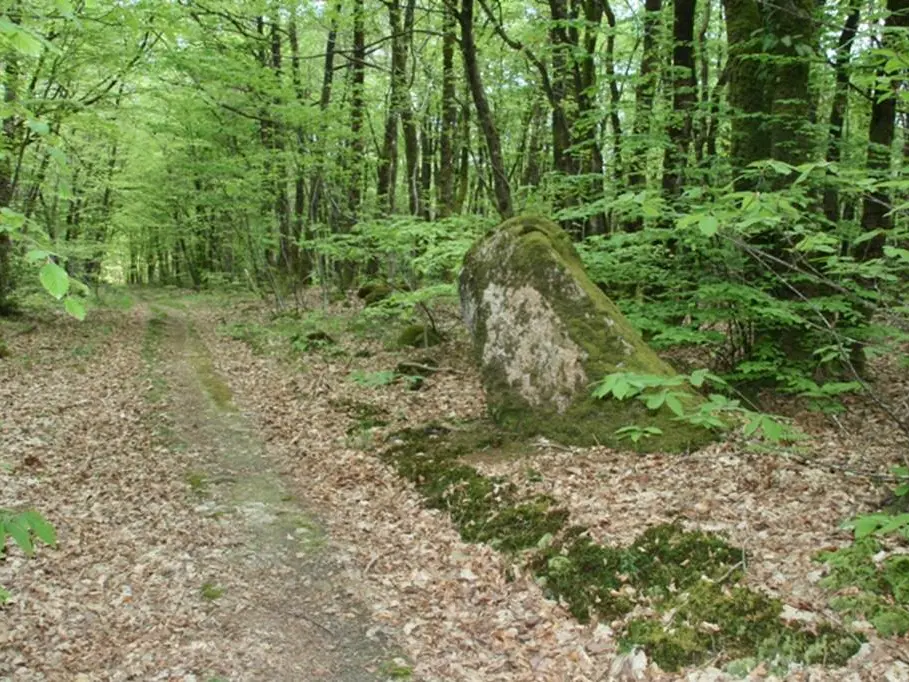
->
141;301;396;681
0;299;401;681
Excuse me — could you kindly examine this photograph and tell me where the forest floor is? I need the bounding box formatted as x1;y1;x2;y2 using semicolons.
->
1;288;908;682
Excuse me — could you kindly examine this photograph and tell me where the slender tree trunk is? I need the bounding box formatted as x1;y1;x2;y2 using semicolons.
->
420;118;433;219
437;5;458;217
0;8;20;313
860;0;909;259
823;2;860;223
603;2;623;184
628;0;663;190
377;0;405;213
663;0;698;197
455;0;512;219
289;9;313;282
309;4;339;226
455;98;471;214
269;16;293;274
348;0;366;220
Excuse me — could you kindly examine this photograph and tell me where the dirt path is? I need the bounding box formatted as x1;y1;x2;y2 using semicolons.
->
1;302;398;681
144;303;397;680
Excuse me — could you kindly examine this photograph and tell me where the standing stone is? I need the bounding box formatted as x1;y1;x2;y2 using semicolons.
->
459;215;712;451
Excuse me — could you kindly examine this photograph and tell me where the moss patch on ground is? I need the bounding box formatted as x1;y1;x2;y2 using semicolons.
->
818;537;909;638
381;422;862;673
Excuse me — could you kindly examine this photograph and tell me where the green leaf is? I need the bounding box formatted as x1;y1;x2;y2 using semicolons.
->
26;249;50;263
645;391;667;410
689;369;708;387
853;515;885;539
698;215;719;237
39;262;69;299
64;297;86;321
875;514;909;536
20;511;56;547
769;160;793;175
8;27;43;56
760;417;785;443
0;584;9;604
612;377;631;400
0;207;25;229
27;120;50;136
743;415;762;438
4;517;34;556
665;394;685;417
883;246;909;263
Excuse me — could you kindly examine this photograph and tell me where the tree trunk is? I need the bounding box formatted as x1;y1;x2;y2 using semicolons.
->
663;0;698;197
289;9;313;282
348;0;366;221
455;0;512;219
859;0;909;259
420;118;433;219
766;0;816;167
603;2;623;184
437;5;458;217
0;8;20;313
628;0;663;191
308;4;339;226
269;16;293;274
724;0;769;179
823;2;860;223
377;0;405;213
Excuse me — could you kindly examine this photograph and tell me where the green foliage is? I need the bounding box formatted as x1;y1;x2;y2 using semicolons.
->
818;468;909;639
593;369;804;444
0;508;57;604
0;509;57;558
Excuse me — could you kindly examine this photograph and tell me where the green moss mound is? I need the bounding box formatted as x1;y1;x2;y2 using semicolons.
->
358;283;393;306
819;537;909;637
460;216;713;452
397;324;442;348
381;422;862;673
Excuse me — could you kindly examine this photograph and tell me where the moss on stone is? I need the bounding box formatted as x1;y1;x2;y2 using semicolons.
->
359;283;393;306
460;216;713;452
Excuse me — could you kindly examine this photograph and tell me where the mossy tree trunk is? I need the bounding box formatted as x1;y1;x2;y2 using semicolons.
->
437;5;459;218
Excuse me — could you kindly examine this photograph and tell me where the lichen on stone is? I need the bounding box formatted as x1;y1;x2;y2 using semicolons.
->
459;215;714;451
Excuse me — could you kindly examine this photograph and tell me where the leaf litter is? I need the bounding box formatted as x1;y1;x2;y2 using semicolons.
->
1;292;908;681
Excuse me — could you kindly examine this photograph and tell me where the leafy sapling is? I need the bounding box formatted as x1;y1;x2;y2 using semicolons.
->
593;369;804;445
